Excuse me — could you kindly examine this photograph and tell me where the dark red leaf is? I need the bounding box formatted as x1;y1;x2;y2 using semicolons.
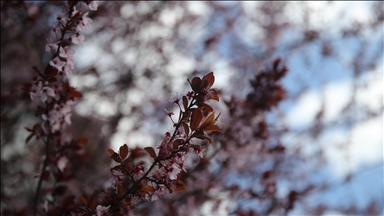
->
140;185;155;192
202;72;215;88
107;149;115;155
89;194;98;208
119;144;129;159
77;136;88;145
80;196;88;207
191;77;202;92
67;0;77;7
201;125;220;133
69;87;82;98
52;185;68;196
182;96;188;111
209;89;219;101
25;134;34;144
181;122;190;135
190;109;203;131
42;170;50;181
144;147;157;159
111;153;122;163
202;103;213;113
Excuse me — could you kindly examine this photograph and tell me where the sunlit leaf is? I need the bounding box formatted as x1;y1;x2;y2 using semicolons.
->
199;112;215;129
201;125;220;133
140;185;155;192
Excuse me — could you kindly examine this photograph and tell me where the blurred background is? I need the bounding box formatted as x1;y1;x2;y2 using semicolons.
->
1;1;383;215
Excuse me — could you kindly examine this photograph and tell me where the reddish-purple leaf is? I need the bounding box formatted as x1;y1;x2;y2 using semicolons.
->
107;149;115;155
80;196;88;207
202;103;213;113
89;194;98;208
119;144;129;159
181;122;190;135
69;87;82;98
199;112;216;129
202;125;220;133
191;77;202;92
202;72;215;88
52;185;68;196
140;185;155;192
209;89;219;101
190;109;203;131
25;134;34;144
144;147;157;159
77;136;88;145
182;96;188;111
111;153;122;163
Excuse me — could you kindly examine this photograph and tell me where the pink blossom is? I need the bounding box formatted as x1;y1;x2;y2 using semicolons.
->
110;169;124;188
193;145;205;158
56;13;67;24
169;164;181;180
70;33;85;44
57;156;68;172
45;38;59;52
30;81;56;102
170;93;180;104
49;57;66;71
41;100;74;133
95;205;110;216
158;140;172;159
63;63;74;76
77;12;93;32
71;9;81;19
58;46;75;59
133;164;145;179
151;184;166;201
88;1;98;11
164;108;174;117
50;23;62;38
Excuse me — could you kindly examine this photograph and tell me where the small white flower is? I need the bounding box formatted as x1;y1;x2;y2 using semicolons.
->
71;33;85;44
45;38;59;52
88;1;98;11
49;57;66;71
59;46;75;59
169;164;181;180
95;205;110;216
30;81;56;103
